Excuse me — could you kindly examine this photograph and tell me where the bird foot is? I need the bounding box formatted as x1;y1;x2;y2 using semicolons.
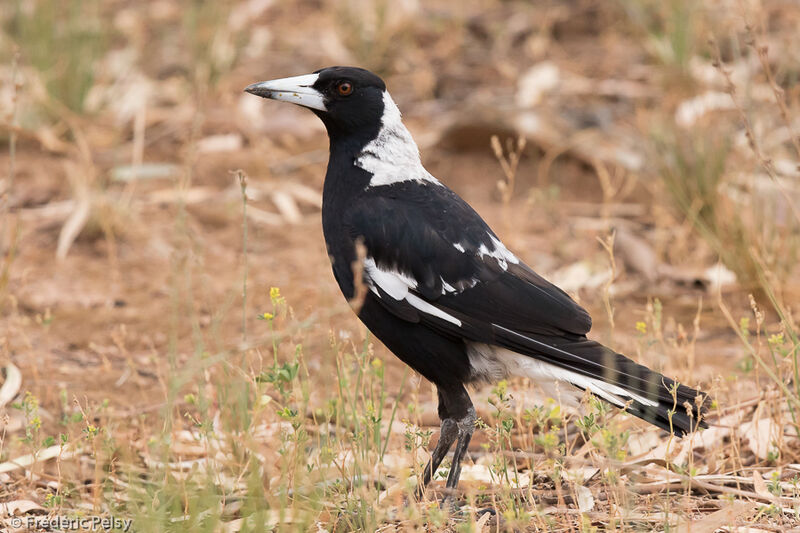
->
434;491;497;517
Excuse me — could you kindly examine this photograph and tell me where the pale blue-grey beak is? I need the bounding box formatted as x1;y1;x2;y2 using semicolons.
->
244;73;326;111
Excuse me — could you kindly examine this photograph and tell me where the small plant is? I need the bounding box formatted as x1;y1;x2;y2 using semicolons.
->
617;0;701;80
6;0;108;112
333;0;415;73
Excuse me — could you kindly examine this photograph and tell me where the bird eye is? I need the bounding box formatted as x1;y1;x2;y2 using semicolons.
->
337;81;353;96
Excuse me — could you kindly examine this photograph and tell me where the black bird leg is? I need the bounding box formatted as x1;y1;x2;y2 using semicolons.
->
445;406;476;490
419;418;458;491
417;386;475;499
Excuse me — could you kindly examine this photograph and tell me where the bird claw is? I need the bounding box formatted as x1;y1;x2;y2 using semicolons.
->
439;496;498;521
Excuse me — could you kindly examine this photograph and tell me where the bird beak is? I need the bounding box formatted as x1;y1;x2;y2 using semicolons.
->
243;73;327;112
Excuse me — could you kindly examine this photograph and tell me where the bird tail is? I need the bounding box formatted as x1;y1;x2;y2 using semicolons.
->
493;328;711;436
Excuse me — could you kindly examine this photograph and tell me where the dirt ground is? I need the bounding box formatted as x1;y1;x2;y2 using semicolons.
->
2;0;800;531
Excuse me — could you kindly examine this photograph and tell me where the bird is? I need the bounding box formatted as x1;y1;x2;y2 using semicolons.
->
244;66;711;496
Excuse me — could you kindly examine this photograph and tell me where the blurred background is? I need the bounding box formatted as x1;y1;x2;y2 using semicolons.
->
1;0;799;530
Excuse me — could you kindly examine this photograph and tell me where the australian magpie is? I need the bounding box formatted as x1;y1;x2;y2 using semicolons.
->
245;66;710;494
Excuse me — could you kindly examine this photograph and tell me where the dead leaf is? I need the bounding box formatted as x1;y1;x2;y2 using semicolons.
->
459;463;495;484
246;205;285;226
751;471;771;499
284;182;323;208
703;263;737;291
517;62;560;108
56;189;90;261
147;187;218;205
675;91;735;128
111;163;179;182
197;133;243;153
271;191;302;224
550;261;610;293
475;510;492;532
378;475;417;505
740;418;780;460
0;499;44;516
0;364;22;409
676;500;754;533
614;226;659;282
575;485;595;512
0;445;76;474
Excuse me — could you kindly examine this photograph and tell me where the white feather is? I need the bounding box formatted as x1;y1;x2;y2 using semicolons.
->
406;293;461;326
358;92;441;188
466;343;658;408
477;235;519;271
363;257;416;299
441;279;457;293
363;258;462;326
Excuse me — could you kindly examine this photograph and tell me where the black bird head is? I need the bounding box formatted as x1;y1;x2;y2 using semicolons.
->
245;66;387;140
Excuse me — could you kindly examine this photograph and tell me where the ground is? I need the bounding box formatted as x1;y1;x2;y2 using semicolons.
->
1;0;800;531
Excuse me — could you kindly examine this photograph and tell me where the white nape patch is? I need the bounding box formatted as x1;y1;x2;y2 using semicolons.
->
477;235;520;270
466;343;658;408
358;92;442;188
363;257;462;326
453;243;466;253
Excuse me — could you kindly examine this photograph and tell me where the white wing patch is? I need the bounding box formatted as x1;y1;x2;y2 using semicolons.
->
477;235;519;271
406;293;461;326
358;92;442;188
364;257;462;326
441;279;457;293
363;257;417;299
466;343;658;408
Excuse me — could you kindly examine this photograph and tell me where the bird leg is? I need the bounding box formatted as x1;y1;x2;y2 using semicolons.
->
417;385;475;499
418;417;459;493
445;406;476;490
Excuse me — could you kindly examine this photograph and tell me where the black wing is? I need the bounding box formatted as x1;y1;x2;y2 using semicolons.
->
345;182;709;435
348;181;592;339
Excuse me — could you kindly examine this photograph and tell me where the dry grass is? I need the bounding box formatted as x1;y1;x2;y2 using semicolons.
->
1;0;800;531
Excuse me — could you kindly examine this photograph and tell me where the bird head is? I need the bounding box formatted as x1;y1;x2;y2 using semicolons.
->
244;66;388;140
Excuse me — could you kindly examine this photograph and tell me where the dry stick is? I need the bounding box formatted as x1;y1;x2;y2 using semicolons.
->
237;170;248;344
4;48;20;222
709;36;800;227
491;135;526;205
626;474;798;509
713;389;783;416
689;477;797;507
711;25;800;437
491;135;526;242
593;159;626;225
718;296;799;410
747;248;800;429
596;230;617;330
120;103;147;208
1;50;21;297
739;11;800;161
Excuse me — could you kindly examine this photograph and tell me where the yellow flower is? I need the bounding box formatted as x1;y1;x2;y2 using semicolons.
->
259;312;274;321
371;358;383;369
495;379;508;396
270;287;281;301
767;333;784;346
635;321;647;334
